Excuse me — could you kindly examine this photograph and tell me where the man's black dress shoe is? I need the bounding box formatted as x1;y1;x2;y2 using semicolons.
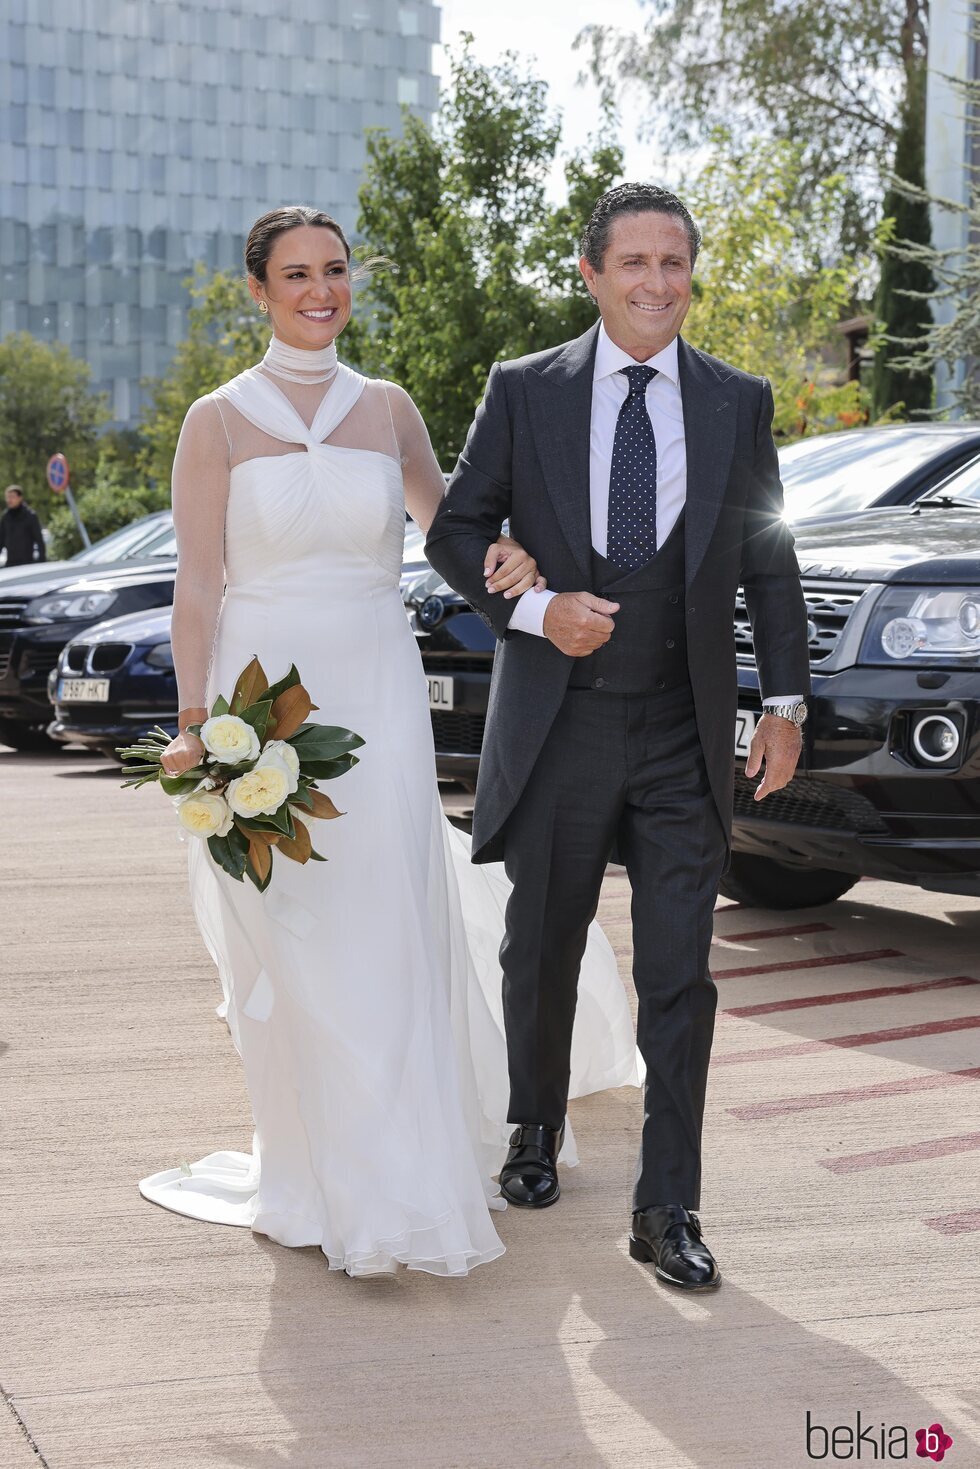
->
499;1123;564;1208
629;1204;721;1290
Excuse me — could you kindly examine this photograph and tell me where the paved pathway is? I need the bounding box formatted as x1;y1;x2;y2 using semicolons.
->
2;746;979;1468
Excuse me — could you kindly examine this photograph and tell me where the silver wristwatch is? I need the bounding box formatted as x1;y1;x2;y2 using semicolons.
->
766;701;808;727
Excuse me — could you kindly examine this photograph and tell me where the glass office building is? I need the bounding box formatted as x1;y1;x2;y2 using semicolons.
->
0;0;439;424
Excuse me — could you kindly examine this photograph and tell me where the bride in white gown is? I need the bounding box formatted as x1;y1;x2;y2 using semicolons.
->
140;207;638;1277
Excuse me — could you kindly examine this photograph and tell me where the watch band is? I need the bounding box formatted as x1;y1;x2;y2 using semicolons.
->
766;701;807;727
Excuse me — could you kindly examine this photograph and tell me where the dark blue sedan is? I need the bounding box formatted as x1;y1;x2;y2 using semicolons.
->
48;607;177;758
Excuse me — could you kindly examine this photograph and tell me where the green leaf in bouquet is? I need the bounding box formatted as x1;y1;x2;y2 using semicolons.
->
239;699;273;743
230;657;269;716
289;783;314;810
237;803;295;838
210;694;230;718
207;831;248;882
159;768;208;797
277;819;312;864
298;754;360;782
262;664;302;706
289;725;365;764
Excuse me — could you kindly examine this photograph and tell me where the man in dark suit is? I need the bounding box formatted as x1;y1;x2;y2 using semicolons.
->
425;183;810;1291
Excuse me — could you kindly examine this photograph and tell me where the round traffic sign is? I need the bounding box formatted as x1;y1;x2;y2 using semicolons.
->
46;453;70;493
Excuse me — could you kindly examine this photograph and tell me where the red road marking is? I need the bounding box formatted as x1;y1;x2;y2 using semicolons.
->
713;1014;980;1066
729;1067;980;1119
714;947;901;980
714;921;834;943
724;974;979;1019
821;1133;980;1173
923;1210;980;1235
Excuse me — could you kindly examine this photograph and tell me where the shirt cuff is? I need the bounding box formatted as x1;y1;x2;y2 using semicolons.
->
762;696;805;707
506;587;557;637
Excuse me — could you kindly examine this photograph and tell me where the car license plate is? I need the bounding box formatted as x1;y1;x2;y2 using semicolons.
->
735;709;756;756
427;675;454;711
59;677;110;703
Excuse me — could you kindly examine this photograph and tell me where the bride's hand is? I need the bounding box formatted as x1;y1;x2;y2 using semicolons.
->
160;730;206;777
483;535;547;599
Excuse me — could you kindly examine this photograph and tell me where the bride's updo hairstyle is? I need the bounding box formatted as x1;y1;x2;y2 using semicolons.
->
245;205;352;283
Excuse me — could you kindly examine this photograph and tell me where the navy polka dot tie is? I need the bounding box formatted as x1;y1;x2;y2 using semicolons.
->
607;364;659;572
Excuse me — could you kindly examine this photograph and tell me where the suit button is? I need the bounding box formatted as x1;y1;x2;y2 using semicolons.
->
668;594;679;605
688;606;696;614
665;638;675;649
655;679;666;690
593;677;606;689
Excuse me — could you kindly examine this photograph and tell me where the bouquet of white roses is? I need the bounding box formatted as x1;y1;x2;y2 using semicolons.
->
117;657;364;891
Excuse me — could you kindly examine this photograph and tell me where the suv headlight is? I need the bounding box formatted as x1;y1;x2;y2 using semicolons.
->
860;586;980;665
25;590;119;623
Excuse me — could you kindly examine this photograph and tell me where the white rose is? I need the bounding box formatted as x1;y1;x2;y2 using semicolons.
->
226;763;290;817
176;791;234;838
256;739;300;793
200;714;260;766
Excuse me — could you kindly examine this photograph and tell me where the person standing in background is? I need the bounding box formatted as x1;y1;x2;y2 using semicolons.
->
0;486;46;567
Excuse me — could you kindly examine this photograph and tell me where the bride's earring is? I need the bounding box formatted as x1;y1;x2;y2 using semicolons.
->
258;301;269;314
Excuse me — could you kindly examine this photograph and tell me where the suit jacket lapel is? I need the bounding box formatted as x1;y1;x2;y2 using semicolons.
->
678;336;738;584
524;324;599;584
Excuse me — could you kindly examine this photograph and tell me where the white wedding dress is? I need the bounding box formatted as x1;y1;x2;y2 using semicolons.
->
139;352;639;1276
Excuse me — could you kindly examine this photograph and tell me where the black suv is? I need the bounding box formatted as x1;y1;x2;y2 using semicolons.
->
407;490;980;908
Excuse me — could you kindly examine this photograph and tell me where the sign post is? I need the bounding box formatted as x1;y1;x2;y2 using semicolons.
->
46;453;92;549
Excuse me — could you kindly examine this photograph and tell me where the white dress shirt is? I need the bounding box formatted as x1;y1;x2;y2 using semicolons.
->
506;324;801;709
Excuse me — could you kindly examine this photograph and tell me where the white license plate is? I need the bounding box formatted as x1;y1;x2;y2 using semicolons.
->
427;675;454;711
735;709;756;756
59;677;110;703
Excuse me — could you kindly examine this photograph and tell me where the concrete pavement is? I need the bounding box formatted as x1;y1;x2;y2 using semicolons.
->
2;744;979;1468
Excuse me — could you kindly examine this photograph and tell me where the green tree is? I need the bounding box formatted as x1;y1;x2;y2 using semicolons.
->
0;333;108;521
140;267;269;487
683;133;871;436
343;40;623;464
580;0;927;252
872;59;934;417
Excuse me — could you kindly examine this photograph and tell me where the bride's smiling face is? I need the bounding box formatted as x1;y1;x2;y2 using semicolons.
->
249;225;353;351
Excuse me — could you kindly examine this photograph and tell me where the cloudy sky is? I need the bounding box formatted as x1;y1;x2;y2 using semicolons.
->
431;0;658;197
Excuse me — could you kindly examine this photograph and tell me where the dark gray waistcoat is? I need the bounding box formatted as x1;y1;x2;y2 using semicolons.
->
567;511;689;693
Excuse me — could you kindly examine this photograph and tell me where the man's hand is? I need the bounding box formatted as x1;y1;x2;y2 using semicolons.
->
543;591;620;657
745;712;802;800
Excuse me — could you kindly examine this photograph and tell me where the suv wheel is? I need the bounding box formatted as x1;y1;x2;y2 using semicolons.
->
0;718;59;752
719;852;858;910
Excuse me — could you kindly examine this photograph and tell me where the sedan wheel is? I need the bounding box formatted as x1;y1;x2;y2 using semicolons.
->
719;852;858;910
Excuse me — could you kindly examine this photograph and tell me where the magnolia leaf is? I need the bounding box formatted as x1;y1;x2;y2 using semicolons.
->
235;819;280;847
309;848;328;862
245;847;274;891
208;832;247;882
239;698;273;742
160;771;206;797
290;724;365;763
307;788;344;820
230;657;268;716
210;694;230;718
299;754;360;781
268;684;313;742
277;818;312;864
289;783;314;809
240;803;295;838
262;664;302;706
247;835;273;884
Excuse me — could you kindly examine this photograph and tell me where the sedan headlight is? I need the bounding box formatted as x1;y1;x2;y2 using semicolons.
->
145;641;174;669
860;586;980;665
25;590;119;623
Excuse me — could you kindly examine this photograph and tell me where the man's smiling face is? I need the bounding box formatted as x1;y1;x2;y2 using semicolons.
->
579;210;694;361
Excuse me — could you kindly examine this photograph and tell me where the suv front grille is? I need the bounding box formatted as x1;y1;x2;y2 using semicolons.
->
431;710;486;755
423;654;491;675
90;642;132;673
0;597;29;630
733;773;888;833
0;648;11;680
735;579;867;666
